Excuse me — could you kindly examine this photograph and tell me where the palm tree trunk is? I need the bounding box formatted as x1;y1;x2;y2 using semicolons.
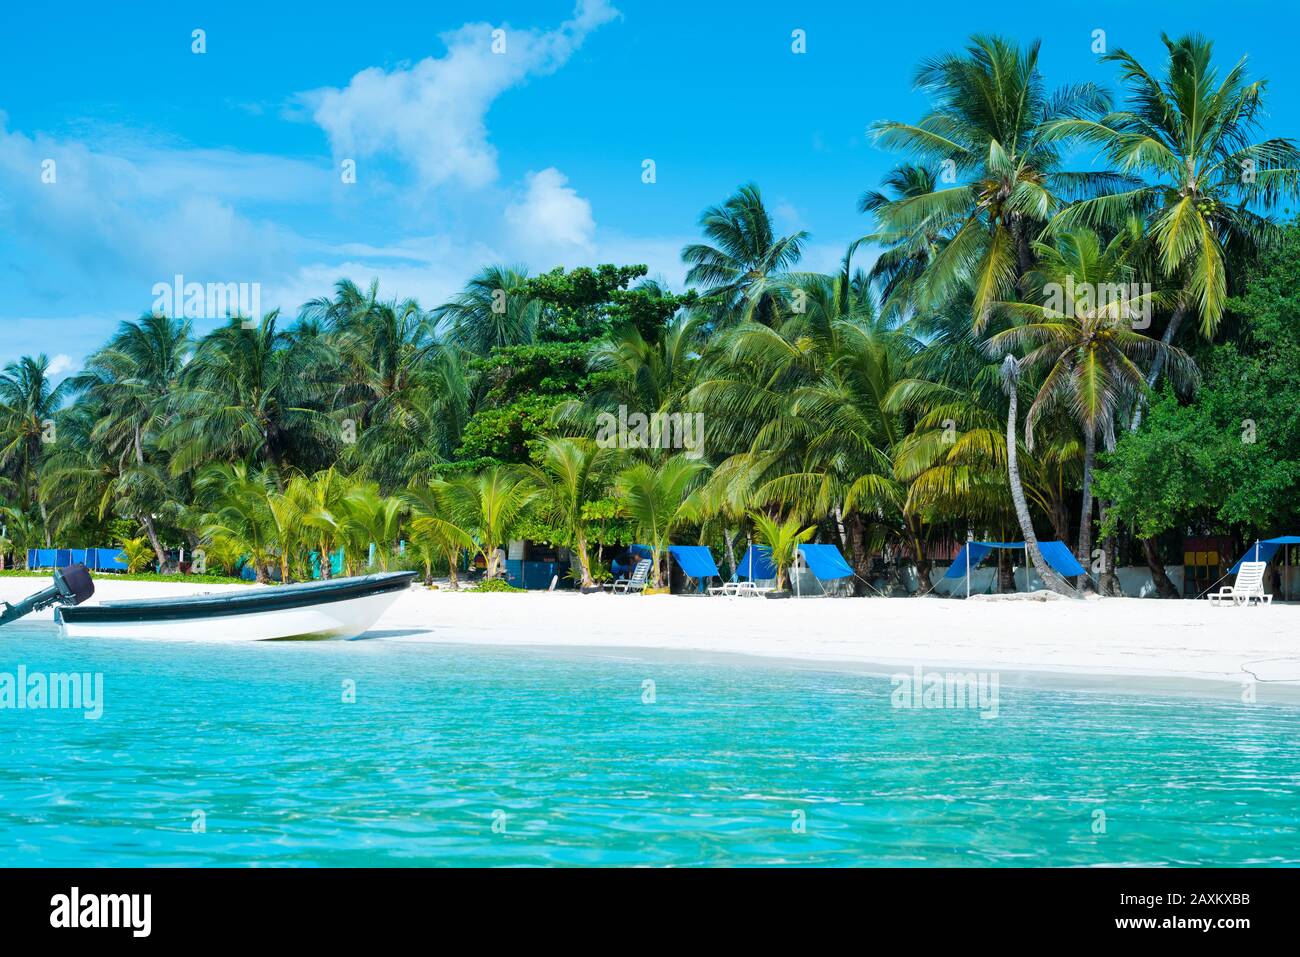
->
575;532;594;588
997;546;1015;593
1142;536;1179;598
1076;426;1097;592
724;528;738;578
1002;357;1076;597
1098;503;1123;596
1047;490;1071;544
141;514;167;570
844;512;871;596
1131;303;1189;431
446;550;460;590
909;522;931;594
319;539;333;580
38;499;51;548
833;504;848;551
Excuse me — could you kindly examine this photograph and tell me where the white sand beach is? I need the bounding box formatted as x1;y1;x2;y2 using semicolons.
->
4;576;1298;692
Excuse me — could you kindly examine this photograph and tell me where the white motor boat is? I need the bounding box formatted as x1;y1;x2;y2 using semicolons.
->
38;569;417;642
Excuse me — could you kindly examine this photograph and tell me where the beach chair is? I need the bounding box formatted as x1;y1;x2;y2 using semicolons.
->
707;580;772;597
607;559;652;594
1207;561;1272;606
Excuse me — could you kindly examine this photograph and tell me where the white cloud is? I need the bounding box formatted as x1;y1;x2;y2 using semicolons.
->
46;353;75;377
505;168;595;251
0;115;315;303
304;0;618;190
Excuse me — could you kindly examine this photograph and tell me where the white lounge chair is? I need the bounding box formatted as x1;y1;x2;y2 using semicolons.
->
1207;560;1273;606
707;580;774;597
607;559;652;594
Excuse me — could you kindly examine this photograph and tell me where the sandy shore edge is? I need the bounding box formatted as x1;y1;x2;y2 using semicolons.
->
3;578;1298;695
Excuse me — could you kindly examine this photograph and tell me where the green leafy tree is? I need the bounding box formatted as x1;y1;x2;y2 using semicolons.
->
1097;223;1300;547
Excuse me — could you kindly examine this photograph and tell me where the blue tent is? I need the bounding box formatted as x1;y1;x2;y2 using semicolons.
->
737;544;776;580
1229;536;1300;573
798;544;853;580
943;540;1086;582
669;545;720;592
90;548;127;571
27;547;127;571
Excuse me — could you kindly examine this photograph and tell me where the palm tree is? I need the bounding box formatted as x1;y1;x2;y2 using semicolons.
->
582;314;701;416
433;265;540;356
306;280;462;487
0;506;40;569
442;467;539;578
525;437;618;588
0;355;73;540
689;282;912;589
749;512;815;592
120;536;156;574
859;164;950;320
164;314;335;480
339;482;406;572
404;479;475;587
614;455;709;588
870;35;1118;328
284;468;349;580
196;463;278;583
681;183;807;326
999;356;1075;596
66;313;191;566
988;228;1198;577
1045;33;1300;371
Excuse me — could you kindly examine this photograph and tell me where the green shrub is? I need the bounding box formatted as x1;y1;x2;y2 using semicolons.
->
468;578;526;593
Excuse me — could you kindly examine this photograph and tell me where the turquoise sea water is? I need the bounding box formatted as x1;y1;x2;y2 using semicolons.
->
1;623;1298;866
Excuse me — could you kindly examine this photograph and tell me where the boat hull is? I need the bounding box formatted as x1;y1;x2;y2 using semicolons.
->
57;572;415;642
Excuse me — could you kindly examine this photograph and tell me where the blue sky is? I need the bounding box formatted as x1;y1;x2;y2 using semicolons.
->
2;0;1297;373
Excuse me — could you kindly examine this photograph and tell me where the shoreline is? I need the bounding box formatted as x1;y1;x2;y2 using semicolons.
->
4;578;1298;695
401;640;1300;704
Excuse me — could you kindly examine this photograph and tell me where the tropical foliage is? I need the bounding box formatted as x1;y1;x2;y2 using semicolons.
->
1;33;1296;598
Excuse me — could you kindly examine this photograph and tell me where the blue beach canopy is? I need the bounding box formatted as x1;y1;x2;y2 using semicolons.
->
943;540;1086;579
737;544;776;580
1229;536;1300;573
798;543;853;581
668;545;720;579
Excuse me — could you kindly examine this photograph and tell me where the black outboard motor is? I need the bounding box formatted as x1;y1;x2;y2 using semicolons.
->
0;564;94;628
